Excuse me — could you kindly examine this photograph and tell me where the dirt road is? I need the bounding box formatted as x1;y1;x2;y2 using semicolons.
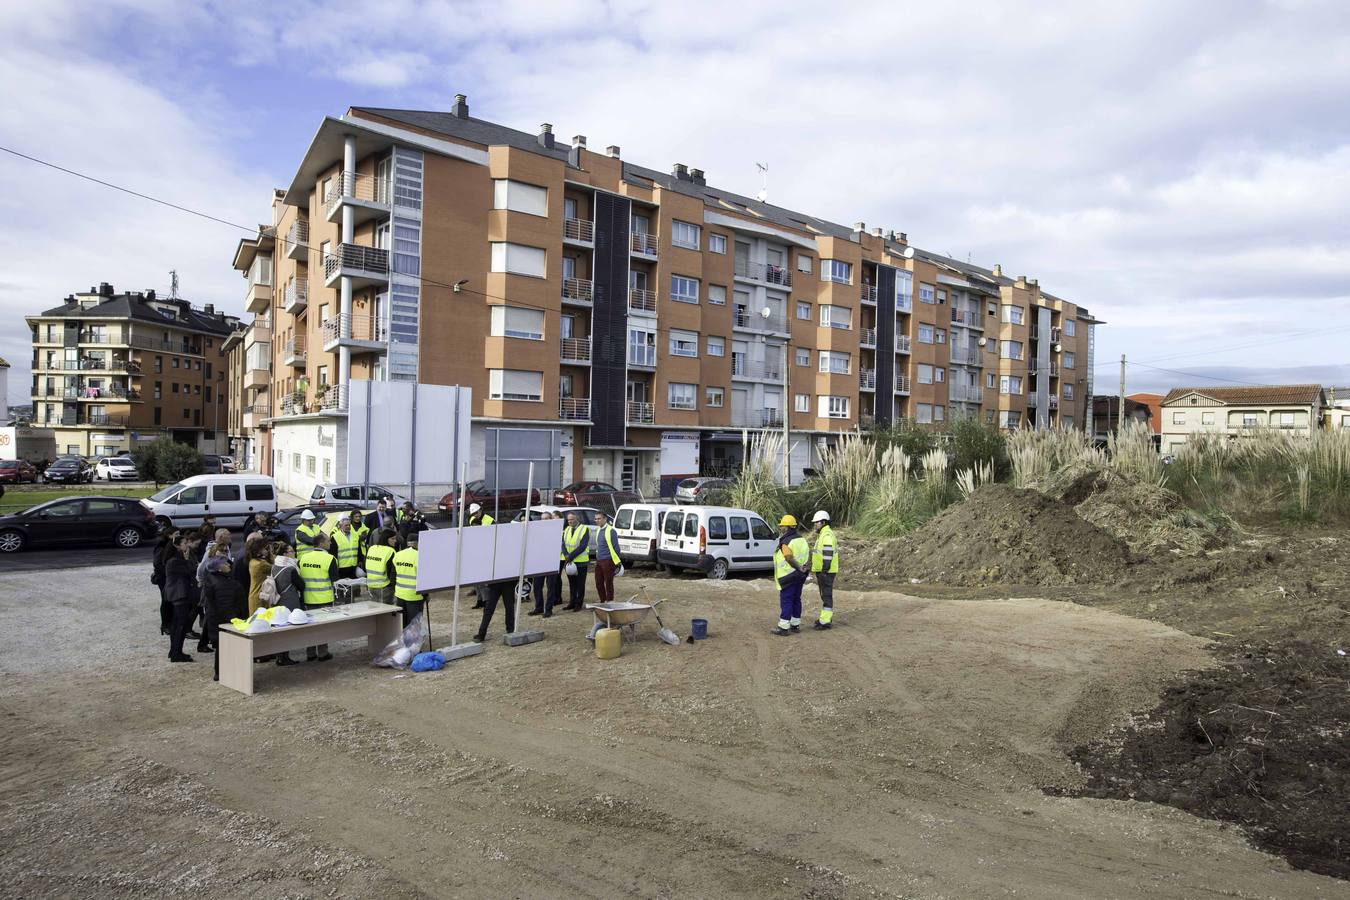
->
1;562;1343;898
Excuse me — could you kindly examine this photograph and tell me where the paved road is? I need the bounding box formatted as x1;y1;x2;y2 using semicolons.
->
1;543;154;573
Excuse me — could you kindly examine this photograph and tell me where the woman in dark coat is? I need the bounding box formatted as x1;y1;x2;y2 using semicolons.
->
201;555;247;681
164;534;200;662
152;527;180;635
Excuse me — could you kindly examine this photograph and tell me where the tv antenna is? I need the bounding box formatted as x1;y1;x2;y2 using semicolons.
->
169;269;180;300
755;162;768;203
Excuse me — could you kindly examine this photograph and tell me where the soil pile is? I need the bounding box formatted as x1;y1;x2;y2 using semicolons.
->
1073;473;1233;557
1068;640;1350;879
858;484;1133;586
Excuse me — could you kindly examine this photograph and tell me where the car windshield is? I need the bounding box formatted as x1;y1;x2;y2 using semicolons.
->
51;460;78;469
149;481;187;502
678;479;698;489
109;458;135;467
0;461;17;469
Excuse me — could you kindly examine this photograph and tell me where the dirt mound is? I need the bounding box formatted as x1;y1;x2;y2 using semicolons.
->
1073;474;1233;557
862;484;1133;586
1067;640;1350;879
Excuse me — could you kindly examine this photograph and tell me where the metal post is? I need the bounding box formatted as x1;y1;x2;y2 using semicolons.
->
511;463;535;633
451;461;467;646
782;341;791;486
1118;354;1126;434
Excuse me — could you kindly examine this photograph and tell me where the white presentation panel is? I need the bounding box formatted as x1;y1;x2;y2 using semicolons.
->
417;520;564;591
489;521;564;581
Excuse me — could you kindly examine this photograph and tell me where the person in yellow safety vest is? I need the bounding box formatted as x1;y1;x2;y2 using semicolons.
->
809;509;839;630
772;514;811;636
467;502;495;609
348;511;370;564
561;511;591;611
294;509;321;557
392;532;426;627
330;517;361;580
297;532;337;661
363;527;399;605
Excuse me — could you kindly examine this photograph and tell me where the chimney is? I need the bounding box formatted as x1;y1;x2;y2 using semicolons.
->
992;264;1002;278
852;222;865;234
672;163;689;181
572;134;587;149
1028;277;1038;287
538;123;555;150
689;168;705;185
145;289;155;301
1015;275;1028;287
568;135;586;168
451;93;469;119
204;303;214;315
606;145;621;158
897;231;908;245
871;227;883;237
99;282;114;297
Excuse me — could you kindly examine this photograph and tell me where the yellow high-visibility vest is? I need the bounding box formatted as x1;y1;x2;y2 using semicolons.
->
298;550;335;605
331;528;359;568
393;547;421;603
365;544;396;589
811;525;839;574
295;522;321;556
773;534;810;588
562;524;590;563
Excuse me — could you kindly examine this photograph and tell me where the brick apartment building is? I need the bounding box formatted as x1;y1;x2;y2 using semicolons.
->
229;96;1101;496
27;283;236;457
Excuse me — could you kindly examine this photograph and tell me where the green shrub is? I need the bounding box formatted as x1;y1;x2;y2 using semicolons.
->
132;436;202;485
947;417;1009;481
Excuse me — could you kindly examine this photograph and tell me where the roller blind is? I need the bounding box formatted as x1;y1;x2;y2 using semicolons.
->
490;242;547;277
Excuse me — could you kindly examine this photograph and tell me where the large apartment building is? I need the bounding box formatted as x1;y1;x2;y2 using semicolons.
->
233;96;1101;495
26;284;236;457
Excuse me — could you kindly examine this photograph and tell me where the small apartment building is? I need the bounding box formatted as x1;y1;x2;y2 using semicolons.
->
26;284;236;457
1159;384;1327;453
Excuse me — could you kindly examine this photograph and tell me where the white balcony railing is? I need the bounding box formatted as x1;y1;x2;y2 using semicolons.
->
895;374;912;393
284;279;308;313
950;309;982;329
860;370;877;390
323;313;387;346
563;218;594;243
560;337;591;363
731;358;782;381
631;232;658;256
286;218;309;259
861;285;878;303
860;328;877;347
626;401;654;424
949;347;981;366
559;397;591;420
733;309;788;333
733;260;793;288
949;384;983;403
628;288;657;315
317;383;346;412
896;335;912;353
563;277;593;304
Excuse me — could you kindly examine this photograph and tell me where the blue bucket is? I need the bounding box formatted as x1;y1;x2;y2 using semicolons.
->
690;618;708;640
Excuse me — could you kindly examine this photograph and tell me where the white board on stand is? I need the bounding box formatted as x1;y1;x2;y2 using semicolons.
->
489;521;564;581
417;520;564;591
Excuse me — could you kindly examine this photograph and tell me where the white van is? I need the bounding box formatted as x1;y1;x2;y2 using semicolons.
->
141;474;279;528
613;502;676;567
656;505;778;580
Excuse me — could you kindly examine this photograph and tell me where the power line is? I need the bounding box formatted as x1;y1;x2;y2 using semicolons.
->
1125;361;1276;388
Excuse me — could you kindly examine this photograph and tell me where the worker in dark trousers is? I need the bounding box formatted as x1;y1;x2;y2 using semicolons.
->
473;578;517;643
561;511;590;610
772;515;810;636
468;503;494;609
528;512;560;617
152;525;180;635
392;532;425;628
810;510;839;629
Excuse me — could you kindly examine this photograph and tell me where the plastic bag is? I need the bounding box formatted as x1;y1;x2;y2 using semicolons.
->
258;575;278;607
371;611;429;668
411;651;445;672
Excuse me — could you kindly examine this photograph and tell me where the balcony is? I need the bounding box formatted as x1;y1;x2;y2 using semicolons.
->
860;369;877;391
895;335;912;354
127;334;200;354
626;401;654;424
732;308;788;334
628;346;656;369
77;332;116;344
559;397;591;421
50;358;140;374
950;309;982;330
324;171;390;226
631;232;658;258
1030;326;1040;340
1049;363;1060;377
733;260;793;289
83;413;130;428
949;347;981;366
283;335;306;367
245;276;272;316
896;296;913;314
1049;396;1061;410
323;243;389;290
563;217;594;245
317;383;347;412
861;285;878;304
562;277;594;307
560;337;591;364
280;393;306;416
1027;393;1039;407
895;374;912;394
860;328;877;348
244;366;270;392
949;384;983;403
628;288;657;316
243;401;270;428
77;384;138;401
322;313;387;353
731;358;782;382
286;219;308;261
284;279;308;315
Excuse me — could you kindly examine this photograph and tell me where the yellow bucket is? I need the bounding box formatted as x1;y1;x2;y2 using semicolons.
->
594;627;621;660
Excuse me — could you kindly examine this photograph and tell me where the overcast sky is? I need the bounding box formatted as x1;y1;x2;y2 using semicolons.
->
3;0;1348;406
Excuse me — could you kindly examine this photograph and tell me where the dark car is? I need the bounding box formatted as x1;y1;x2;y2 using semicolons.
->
201;454;237;475
437;480;542;517
554;481;642;515
0;460;39;484
42;457;92;484
0;496;158;553
271;502;363;545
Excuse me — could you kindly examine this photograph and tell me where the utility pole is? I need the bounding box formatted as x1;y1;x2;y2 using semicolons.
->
1118;354;1126;433
782;341;791;487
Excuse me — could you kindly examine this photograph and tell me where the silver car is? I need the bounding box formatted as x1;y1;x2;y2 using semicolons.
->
674;477;732;505
310;483;411;508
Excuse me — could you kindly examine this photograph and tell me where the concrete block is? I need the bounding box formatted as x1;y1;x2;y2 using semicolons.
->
436;642;484;661
502;629;545;646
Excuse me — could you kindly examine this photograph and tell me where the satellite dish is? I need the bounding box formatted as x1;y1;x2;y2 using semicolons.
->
903;247;915;259
760;306;771;319
977;337;988;347
1053;343;1062;353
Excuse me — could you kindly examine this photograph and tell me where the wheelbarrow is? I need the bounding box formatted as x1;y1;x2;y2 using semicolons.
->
585;592;679;644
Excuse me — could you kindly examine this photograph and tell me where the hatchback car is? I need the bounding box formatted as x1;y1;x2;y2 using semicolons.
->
0;459;38;484
674;477;732;505
438;480;542;516
0;496;158;553
43;457;92;484
310;483;410;508
95;456;140;481
553;481;642;515
201;454;237;474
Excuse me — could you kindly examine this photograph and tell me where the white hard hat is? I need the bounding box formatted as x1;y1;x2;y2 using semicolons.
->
393;646;414;667
300;509;316;520
812;510;831;523
288;608;312;626
245;617;271;635
469;503;482;514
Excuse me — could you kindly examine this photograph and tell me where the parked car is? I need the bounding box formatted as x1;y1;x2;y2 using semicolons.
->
310;483;410;508
42;457;92;484
613;502;676;566
438;480;542;517
141;474;278;528
201;454;237;474
512;505;601;545
656;505;778;580
0;459;39;484
271;503;365;545
0;496;158;553
94;456;140;481
553;481;642;515
674;477;732;505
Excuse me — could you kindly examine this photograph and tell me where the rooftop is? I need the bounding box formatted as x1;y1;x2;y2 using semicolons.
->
1162;384;1327;407
29;284;238;336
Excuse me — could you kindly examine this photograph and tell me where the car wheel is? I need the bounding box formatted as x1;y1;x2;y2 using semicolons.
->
155;516;172;530
707;557;730;580
0;530;25;553
115;526;143;549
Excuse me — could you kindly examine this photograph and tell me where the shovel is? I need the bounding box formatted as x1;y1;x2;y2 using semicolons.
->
639;589;680;646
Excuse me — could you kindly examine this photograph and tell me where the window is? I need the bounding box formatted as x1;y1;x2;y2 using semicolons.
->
819;305;852;330
706;336;725;357
194;384;201;395
492;179;548;216
244;484;274;501
818;351;850;375
936;328;946;344
729;516;750;541
937;290;947;306
987;373;997;388
917;364;937;384
1279;412;1296;428
488;369;544;401
172;357;179;368
1000;376;1024;395
1063;383;1074;400
306;456;316;476
918;325;935;344
708;284;726;306
1000;304;1024;324
205;362;212;378
797;255;813;274
797;301;812;320
821;259;852;284
1000;340;1024;360
1172;411;1186;425
934;405;946;423
628;328;656;366
795;393;810;413
709;233;727;254
896;271;913;308
671;220;701;249
818;395;850;419
323;459;332;481
292;453;301;472
154;356;162;373
154;381;162;400
213;485;241;502
750;517;776;540
560;373;574;398
706;386;724;407
670;275;700;304
1063;352;1075;369
667;382;697;410
489;242;547;277
489;306;546;340
915;403;933;424
1202;411;1215;425
205;387;212;402
707;516;728;540
669;329;698;358
171;383;179;394
918;284;936;304
560;314;575;340
795;348;810;367
1243;413;1260;428
1064;320;1076;337
153;407;161;425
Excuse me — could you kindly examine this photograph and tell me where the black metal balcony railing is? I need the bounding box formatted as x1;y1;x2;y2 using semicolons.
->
734;260;793;288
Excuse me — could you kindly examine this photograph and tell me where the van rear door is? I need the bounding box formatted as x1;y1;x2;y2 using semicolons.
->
661;509;684;554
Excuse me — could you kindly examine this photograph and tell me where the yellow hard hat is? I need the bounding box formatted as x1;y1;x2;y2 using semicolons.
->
779;514;797;527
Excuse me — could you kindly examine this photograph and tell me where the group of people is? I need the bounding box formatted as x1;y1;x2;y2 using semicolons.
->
771;510;839;636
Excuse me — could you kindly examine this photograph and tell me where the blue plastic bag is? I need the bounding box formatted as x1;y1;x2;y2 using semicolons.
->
410;651;446;672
